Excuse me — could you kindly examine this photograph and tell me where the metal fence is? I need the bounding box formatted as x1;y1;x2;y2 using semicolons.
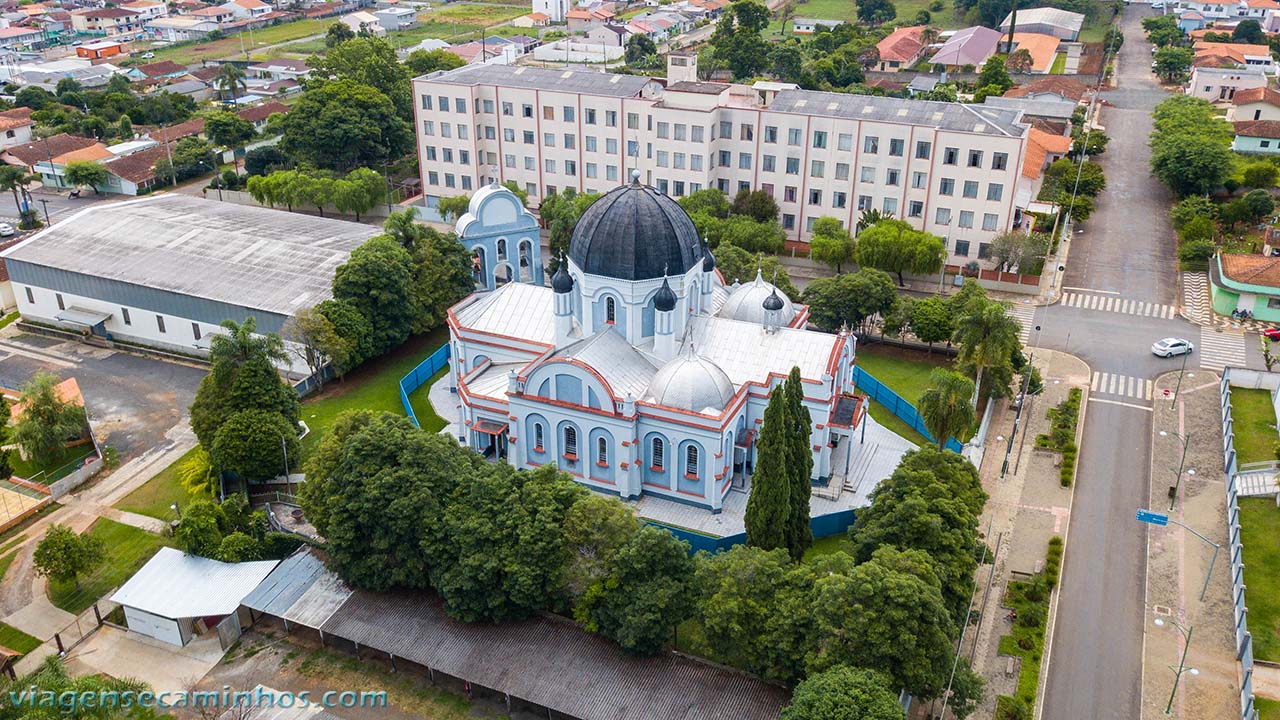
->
852;366;964;453
399;345;452;428
1220;368;1261;720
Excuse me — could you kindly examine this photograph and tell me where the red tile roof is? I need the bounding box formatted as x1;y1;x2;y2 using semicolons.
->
1221;254;1280;288
103;143;170;184
1233;119;1280;139
1233;86;1280;108
876;25;925;63
1022;128;1072;180
1004;76;1089;103
4;133;99;168
148;117;206;143
137;60;189;78
237;100;289;123
0;107;33;132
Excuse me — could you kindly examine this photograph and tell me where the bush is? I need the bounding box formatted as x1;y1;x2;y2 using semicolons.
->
1019;604;1046;629
1022;577;1047;603
1178;238;1216;262
997;695;1030;720
1017;635;1035;650
1045;536;1064;588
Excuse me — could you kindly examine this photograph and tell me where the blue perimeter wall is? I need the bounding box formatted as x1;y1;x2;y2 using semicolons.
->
400;344;451;428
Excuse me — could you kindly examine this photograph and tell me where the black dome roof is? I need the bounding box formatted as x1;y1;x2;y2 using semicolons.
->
551;264;574;293
702;246;716;271
653;277;677;312
568;180;703;281
763;289;784;311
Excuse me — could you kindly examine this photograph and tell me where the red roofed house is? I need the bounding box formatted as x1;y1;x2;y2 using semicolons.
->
1231;86;1280;121
875;26;927;72
0;108;33;150
1004;76;1090;104
69;7;142;35
1021;127;1072;181
566;8;600;31
1233;119;1280;154
237;100;289;130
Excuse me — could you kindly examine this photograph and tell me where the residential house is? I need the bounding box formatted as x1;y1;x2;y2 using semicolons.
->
1178;10;1207;31
1004;76;1090;104
686;0;726;18
246;58;312;82
145;16;220;41
790;17;842;34
32;142;114;190
905;75;938;96
1231;85;1280;120
1000;6;1084;40
146;117;206;144
238;100;289;131
1210;254;1280;321
372;5;415;29
187;5;237;23
128;59;191;82
930;26;1003;70
1006;32;1062;74
162;78;216;102
1240;0;1279;19
221;0;271;18
2;133;100;178
511;11;549;27
0;25;43;48
585;23;626;47
0;108;33;150
1021;127;1072;182
69;7;142;35
339;11;384;35
875;25;927;72
1232;119;1280;153
100;142;170;194
120;1;167;20
76;39;124;59
1186;65;1268;101
532;0;567;23
1193;41;1276;74
565;8;598;31
625;19;661;41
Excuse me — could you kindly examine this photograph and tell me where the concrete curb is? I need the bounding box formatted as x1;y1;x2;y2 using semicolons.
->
1033;352;1091;720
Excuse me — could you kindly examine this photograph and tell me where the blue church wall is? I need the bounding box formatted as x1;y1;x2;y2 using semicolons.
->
675;439;706;498
646;509;857;555
587;387;603;411
591;292;627;336
641;432;671;490
554;374;582;405
535;378;550;397
525;413;552;466
555;419;584;475
588;427;616;484
641;300;655;338
455;185;542;290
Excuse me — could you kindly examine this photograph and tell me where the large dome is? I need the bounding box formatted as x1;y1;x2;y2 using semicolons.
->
568;175;703;281
645;347;736;414
719;270;797;325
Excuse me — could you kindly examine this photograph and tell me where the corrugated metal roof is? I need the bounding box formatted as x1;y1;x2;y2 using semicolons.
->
981;95;1077;120
768;88;1025;137
453;282;555;344
424;64;653;98
110;547;278;618
320;591;789;720
550;328;657;400
1;195;382;319
241;548;353;628
689;314;838;387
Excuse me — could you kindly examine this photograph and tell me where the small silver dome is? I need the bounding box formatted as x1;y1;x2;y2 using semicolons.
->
719;269;796;325
645;347;735;414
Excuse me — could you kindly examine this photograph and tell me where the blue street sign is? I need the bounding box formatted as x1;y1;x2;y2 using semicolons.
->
1135;509;1169;526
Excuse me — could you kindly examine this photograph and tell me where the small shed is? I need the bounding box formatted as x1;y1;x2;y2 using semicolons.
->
110;547;278;647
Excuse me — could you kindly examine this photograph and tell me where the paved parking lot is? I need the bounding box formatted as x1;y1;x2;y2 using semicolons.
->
0;331;205;460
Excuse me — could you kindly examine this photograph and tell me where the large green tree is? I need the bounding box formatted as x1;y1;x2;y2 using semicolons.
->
801;268;898;333
308;37;412;118
1;655;155;720
576;525;695;654
434;464;587;622
210;408;300;482
542;189;599;271
975;56;1013;93
908;296;954;352
783;367;813;561
204;110;255;149
781;665;905;720
1152;46;1193;82
332;235;416;357
279;80;413;172
404;48;465;75
32;524;104;590
693;544;795;677
709;0;771;79
12;371;87;467
745;387;792;551
562;493;638;602
918;368;976;449
714;244;801;299
854;219;944;286
174;499;226;557
808;217;855;272
316;298;376;372
62;161;107;194
188;317;298;452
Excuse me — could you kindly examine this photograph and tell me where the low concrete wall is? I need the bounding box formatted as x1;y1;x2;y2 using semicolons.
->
863;69;1101;86
48;456;103;499
1225;367;1280;392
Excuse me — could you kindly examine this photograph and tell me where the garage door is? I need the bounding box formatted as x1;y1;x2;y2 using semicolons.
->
123;606;184;646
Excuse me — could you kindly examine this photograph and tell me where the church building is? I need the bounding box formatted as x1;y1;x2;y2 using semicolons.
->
445;175;864;513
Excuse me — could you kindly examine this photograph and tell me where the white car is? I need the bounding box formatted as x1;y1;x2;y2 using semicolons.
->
0;223;15;237
1152;338;1194;357
141;51;155;59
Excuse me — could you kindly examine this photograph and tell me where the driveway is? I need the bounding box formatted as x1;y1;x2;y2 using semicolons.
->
64;625;226;692
0;330;204;460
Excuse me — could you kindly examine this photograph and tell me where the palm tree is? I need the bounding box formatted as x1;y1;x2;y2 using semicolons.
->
210;316;287;368
0;165;37;228
952;299;1022;407
920;26;940;48
216;63;247;105
918;368;976;449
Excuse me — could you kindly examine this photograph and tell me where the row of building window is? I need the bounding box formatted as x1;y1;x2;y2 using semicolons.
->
533;424;699;475
25;288;202;340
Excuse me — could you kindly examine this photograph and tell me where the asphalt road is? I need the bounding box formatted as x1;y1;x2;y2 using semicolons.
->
1036;8;1190;719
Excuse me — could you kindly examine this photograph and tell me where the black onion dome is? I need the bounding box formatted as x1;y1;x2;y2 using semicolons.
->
551;264;574;293
763;289;784;312
653;277;677;312
702;246;716;272
568;180;703;281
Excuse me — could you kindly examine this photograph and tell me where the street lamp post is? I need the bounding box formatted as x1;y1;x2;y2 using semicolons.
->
1160;430;1193;511
37;198;49;226
1154;617;1199;715
280;433;290;498
1171;346;1189;409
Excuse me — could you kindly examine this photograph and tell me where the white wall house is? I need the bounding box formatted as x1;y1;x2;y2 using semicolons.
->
412;62;1034;266
1187;65;1269;102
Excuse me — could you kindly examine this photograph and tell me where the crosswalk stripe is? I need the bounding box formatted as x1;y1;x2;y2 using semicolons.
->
1089;371;1155;401
1063;292;1175;320
1198;327;1247;371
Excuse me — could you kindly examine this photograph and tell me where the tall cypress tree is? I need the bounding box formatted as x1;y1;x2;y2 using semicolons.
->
745;387;791;551
783;367;813;560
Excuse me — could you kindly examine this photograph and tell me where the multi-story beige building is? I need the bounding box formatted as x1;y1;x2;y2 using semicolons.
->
411;62;1039;265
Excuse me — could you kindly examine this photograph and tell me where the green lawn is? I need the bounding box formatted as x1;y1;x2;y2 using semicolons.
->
10;443;96;485
114;447;211;522
47;519;173;615
0;552;16;583
1050;52;1067;75
1256;697;1280;720
299;328;449;459
1077;16;1113;43
855;344;951;446
1240;498;1280;661
141;18;329;65
1230;388;1277;465
0;622;40;655
803;532;853;561
0;312;18;330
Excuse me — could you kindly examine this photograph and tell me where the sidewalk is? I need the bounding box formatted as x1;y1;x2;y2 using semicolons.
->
964;349;1091;718
1140;371;1238;720
1180;270;1275;332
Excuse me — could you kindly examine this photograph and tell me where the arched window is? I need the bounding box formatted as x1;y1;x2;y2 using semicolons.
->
564;426;578;456
685;445;698;476
605;297;616;324
496;238;507;260
534;423;544;451
597;437;608;465
652;438;665;469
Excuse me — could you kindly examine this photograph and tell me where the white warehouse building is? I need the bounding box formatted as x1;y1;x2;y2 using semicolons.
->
412;61;1039;265
0;195;382;377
